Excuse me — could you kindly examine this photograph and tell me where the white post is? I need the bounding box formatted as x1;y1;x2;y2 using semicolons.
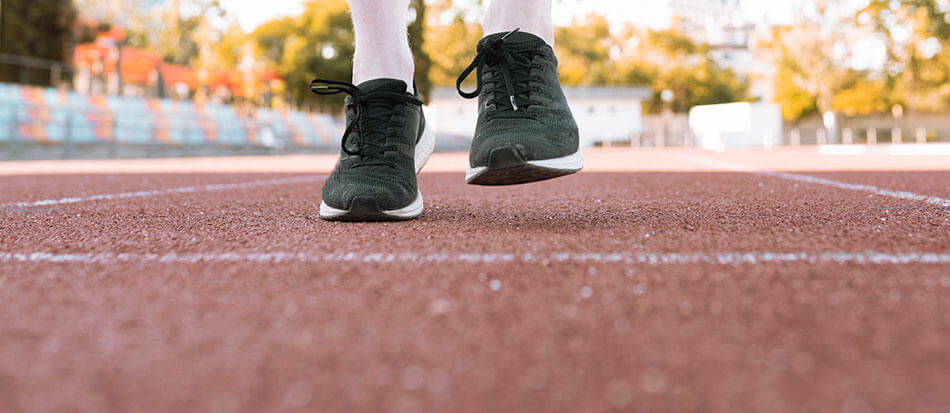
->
915;127;927;144
790;128;801;146
867;127;877;145
892;127;902;144
842;128;853;145
817;128;827;145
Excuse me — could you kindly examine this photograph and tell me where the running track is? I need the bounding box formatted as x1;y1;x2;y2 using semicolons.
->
1;148;948;412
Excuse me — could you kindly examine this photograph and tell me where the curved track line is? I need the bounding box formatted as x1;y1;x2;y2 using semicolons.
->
1;175;325;208
759;171;950;207
683;155;950;207
2;251;949;265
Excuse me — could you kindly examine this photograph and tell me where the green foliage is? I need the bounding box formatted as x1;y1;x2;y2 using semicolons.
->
548;16;747;113
424;13;483;89
122;0;227;66
648;29;700;58
164;15;203;65
859;0;950;112
408;0;432;100
240;0;431;106
832;77;890;116
773;63;818;121
765;0;950;119
554;14;614;85
253;17;297;63
555;15;749;113
210;23;246;69
645;61;749;114
425;0;485;91
0;0;76;85
765;19;852;121
251;0;354;106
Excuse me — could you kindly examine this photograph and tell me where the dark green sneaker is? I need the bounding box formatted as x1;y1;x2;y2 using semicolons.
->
310;78;435;221
456;28;582;186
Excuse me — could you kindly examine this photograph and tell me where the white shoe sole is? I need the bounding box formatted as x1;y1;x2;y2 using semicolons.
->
319;191;424;220
415;121;436;173
466;147;583;185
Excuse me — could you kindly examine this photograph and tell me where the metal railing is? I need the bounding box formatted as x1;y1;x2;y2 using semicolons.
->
0;53;72;87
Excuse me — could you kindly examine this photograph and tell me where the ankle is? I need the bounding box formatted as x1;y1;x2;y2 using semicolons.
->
482;0;554;46
353;46;415;90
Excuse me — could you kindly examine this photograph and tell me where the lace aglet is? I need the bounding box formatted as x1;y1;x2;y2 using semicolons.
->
312;86;329;89
502;28;520;41
510;95;519;111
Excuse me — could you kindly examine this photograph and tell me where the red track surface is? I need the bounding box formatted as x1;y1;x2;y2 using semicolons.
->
1;148;948;412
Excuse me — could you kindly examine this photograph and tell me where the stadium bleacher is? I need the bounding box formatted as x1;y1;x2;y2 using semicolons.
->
0;83;342;158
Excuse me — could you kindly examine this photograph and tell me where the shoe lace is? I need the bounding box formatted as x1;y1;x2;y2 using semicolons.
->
310;78;423;168
456;28;545;117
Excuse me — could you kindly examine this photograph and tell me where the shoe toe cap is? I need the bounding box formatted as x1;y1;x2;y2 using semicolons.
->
470;119;578;166
321;175;416;211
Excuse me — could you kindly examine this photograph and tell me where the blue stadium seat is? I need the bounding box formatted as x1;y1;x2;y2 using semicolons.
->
0;82;347;150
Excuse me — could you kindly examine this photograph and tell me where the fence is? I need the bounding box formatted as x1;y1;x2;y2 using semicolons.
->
634;114;692;147
0;53;71;88
784;114;950;145
631;113;950;148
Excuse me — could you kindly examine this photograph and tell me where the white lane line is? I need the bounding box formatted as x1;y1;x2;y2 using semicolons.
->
818;144;950;156
683;156;950;207
1;175;325;209
1;251;949;265
760;171;950;207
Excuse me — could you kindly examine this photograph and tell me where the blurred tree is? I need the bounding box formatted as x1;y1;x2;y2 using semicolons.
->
554;14;614;85
262;0;354;106
601;24;657;86
137;0;226;66
644;61;749;113
859;0;950;112
424;0;483;89
553;16;746;113
246;0;432;107
252;17;296;65
210;22;246;70
765;0;857;121
773;63;818;121
0;0;76;85
832;77;891;116
648;27;701;62
408;0;432;100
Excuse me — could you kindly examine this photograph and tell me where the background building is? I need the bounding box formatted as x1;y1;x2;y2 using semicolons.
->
427;86;650;148
668;0;777;102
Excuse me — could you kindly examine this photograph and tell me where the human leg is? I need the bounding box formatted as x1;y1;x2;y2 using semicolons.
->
456;0;581;185
349;0;415;88
310;0;434;221
483;0;555;46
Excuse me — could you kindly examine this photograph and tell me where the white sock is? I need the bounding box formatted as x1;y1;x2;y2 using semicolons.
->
483;0;555;46
349;0;415;91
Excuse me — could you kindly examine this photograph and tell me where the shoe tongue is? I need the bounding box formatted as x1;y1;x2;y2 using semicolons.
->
479;30;546;51
356;78;409;94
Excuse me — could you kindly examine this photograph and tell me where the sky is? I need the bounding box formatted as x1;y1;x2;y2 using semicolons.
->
219;0;806;32
218;0;305;31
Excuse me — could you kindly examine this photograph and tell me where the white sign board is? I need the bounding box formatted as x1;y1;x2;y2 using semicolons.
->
689;102;783;150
